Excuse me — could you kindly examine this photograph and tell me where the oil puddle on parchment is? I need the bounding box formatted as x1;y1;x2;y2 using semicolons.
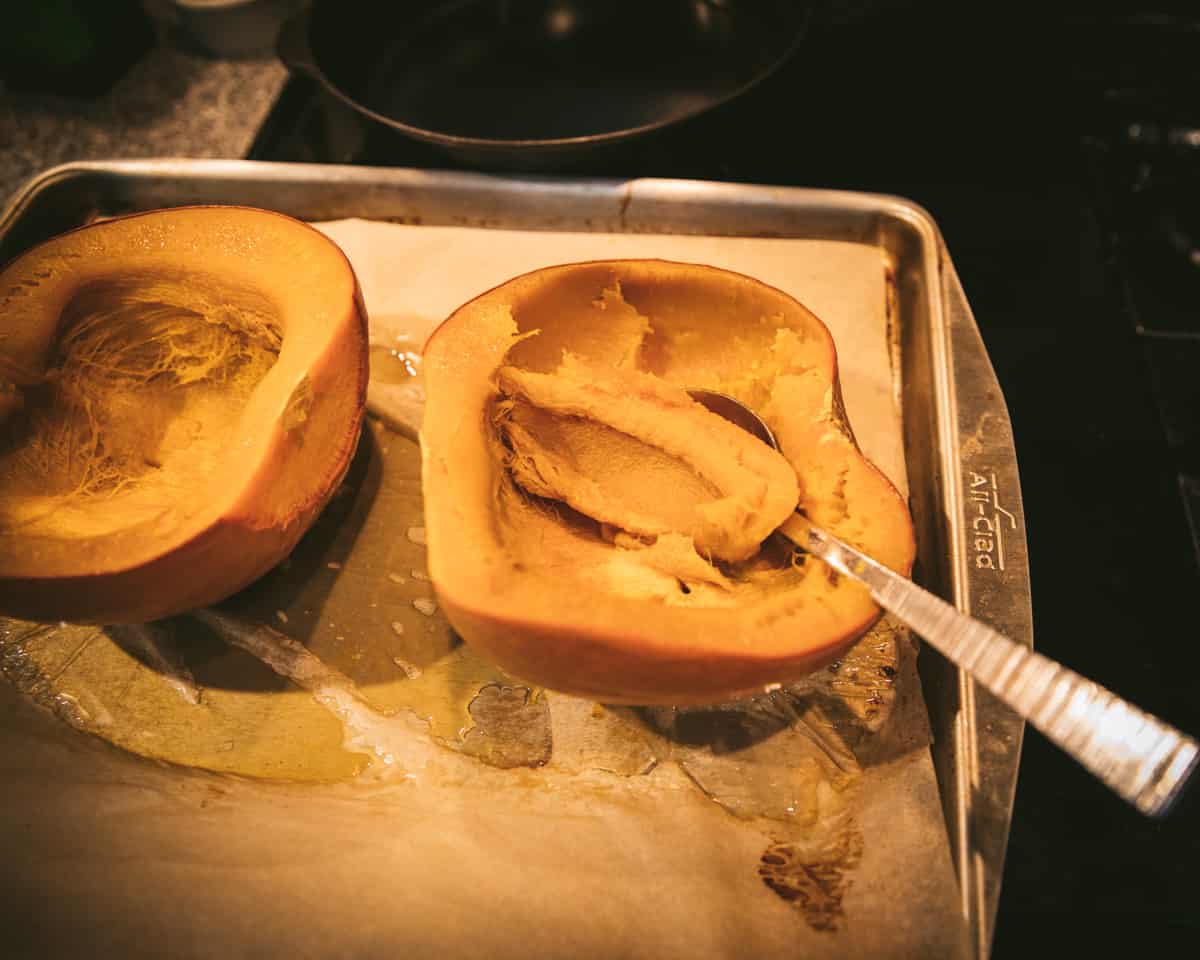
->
758;827;865;932
0;414;915;935
631;616;909;932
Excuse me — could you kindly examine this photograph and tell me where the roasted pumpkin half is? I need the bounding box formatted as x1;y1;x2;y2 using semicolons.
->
0;206;368;624
421;259;915;705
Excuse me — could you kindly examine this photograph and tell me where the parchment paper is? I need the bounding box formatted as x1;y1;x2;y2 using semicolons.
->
0;221;969;959
319;220;908;498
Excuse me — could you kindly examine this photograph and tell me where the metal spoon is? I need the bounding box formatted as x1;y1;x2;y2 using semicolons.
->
690;389;1199;817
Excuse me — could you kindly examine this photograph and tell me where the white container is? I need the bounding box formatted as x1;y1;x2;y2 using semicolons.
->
143;0;304;59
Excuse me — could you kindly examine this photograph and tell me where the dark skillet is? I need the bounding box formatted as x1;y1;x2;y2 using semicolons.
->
277;0;809;169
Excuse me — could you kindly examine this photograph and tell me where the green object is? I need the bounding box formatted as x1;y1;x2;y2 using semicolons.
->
0;0;154;96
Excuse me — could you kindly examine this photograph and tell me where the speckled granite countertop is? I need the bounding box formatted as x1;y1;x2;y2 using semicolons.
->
0;43;287;204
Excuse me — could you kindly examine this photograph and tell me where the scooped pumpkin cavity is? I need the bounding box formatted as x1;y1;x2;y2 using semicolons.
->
486;307;814;607
421;261;915;704
494;353;799;564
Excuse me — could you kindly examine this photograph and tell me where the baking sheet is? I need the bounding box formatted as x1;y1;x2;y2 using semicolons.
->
0;218;967;958
0;159;1034;958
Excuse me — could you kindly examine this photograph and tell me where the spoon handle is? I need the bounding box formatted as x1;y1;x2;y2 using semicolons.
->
796;518;1199;816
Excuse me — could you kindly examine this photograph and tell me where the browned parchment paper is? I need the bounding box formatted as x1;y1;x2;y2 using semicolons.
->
0;221;969;959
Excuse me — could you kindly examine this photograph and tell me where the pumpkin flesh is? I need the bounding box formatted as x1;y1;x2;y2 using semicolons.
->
495;355;799;563
0;206;368;624
422;259;915;704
